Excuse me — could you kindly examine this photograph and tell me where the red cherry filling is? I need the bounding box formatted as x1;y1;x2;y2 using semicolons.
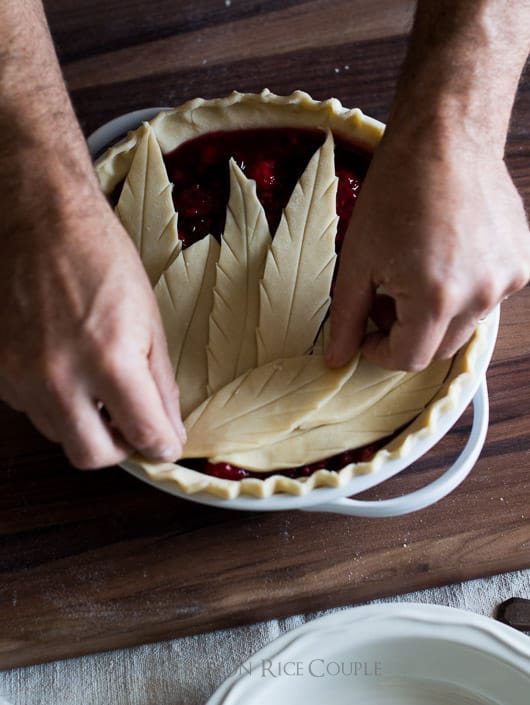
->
164;128;369;249
184;441;387;481
161;127;375;481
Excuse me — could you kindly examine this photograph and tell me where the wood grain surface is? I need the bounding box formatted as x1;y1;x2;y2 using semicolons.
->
1;0;529;670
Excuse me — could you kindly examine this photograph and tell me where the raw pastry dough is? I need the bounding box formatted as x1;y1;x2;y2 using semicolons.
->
154;236;220;417
213;358;451;470
256;131;338;364
206;160;271;394
299;356;406;428
115;123;181;285
184;354;358;458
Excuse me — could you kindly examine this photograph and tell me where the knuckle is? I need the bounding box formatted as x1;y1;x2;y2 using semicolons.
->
29;353;73;409
98;343;132;381
126;423;167;453
41;364;66;395
421;278;454;319
473;282;499;313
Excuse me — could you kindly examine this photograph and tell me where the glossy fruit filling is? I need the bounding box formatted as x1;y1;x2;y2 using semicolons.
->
184;441;387;481
164;127;370;250
162;127;375;481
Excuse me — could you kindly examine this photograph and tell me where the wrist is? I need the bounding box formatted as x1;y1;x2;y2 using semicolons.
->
384;93;506;164
0;138;102;240
386;0;530;160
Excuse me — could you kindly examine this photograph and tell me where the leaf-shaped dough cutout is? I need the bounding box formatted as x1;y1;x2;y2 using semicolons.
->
300;356;406;428
256;131;338;364
311;318;330;355
213;358;451;470
116;123;181;285
207;160;271;394
155;236;220;417
183;354;357;458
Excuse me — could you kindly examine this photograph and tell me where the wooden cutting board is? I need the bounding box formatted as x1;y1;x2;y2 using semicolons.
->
1;0;529;670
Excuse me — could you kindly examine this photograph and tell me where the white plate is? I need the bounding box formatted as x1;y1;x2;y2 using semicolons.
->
206;604;530;705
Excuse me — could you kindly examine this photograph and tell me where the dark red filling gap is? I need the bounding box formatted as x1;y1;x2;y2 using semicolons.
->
160;127;375;482
163;127;370;250
184;441;389;481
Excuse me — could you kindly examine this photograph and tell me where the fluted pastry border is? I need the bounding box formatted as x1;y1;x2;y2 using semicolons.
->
96;89;384;194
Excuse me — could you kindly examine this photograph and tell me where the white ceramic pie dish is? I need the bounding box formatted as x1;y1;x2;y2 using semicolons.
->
205;603;530;705
88;104;500;517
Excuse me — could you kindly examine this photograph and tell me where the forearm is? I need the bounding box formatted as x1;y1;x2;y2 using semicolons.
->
387;0;530;157
0;0;96;224
329;1;530;370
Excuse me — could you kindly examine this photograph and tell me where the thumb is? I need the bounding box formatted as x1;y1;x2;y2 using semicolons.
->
326;255;373;368
149;323;187;444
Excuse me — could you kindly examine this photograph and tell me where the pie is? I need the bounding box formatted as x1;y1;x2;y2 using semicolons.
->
96;90;491;499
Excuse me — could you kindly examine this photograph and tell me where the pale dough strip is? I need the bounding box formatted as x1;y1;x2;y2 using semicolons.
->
115;123;181;286
155;235;220;418
206;160;271;394
256;130;338;364
183;354;357;458
213;358;452;470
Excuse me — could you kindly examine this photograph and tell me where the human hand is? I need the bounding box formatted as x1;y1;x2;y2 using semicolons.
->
326;129;530;371
0;163;186;469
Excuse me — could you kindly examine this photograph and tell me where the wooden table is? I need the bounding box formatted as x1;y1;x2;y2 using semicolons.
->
1;0;529;670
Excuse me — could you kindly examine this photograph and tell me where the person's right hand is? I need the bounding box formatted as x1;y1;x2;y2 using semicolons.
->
0;155;186;469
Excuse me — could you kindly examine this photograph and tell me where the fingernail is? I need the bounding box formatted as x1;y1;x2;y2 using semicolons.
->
157;445;181;462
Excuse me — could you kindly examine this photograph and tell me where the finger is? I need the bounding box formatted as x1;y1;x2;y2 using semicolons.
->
25;407;61;443
7;383;62;442
149;325;187;441
16;371;134;468
362;308;448;371
326;257;374;367
434;279;517;360
56;393;132;469
434;312;485;360
0;378;24;412
97;354;183;462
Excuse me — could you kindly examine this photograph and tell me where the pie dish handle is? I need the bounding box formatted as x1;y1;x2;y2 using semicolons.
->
306;379;489;518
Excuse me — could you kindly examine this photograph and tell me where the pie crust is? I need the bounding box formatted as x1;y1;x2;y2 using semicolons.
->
96;89;491;500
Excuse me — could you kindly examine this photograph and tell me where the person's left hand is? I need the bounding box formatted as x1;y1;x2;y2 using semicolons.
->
326;129;530;371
